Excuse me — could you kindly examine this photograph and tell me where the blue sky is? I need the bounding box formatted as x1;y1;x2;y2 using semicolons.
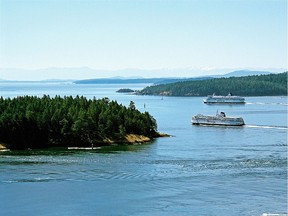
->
0;0;287;79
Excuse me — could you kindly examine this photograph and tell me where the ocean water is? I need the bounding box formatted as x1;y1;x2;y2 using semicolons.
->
0;82;287;216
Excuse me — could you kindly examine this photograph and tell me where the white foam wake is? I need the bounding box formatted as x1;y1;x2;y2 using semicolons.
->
246;102;288;106
262;213;288;216
245;125;288;130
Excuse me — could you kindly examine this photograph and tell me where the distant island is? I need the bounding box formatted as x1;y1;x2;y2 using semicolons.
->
137;72;288;97
70;69;279;86
74;78;164;84
0;96;161;150
116;88;135;93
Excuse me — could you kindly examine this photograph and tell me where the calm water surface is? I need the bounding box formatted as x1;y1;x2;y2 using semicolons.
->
0;82;287;216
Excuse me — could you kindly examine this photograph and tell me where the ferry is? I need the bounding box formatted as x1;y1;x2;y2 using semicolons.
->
192;111;245;126
203;93;245;104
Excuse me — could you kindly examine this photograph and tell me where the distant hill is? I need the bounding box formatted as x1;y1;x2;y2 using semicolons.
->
137;72;287;97
216;70;272;78
74;77;217;85
153;77;213;85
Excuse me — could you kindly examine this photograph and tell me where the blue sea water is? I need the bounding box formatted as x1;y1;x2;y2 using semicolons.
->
0;82;287;216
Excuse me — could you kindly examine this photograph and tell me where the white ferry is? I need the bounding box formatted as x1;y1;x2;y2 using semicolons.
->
192;111;245;126
203;93;245;104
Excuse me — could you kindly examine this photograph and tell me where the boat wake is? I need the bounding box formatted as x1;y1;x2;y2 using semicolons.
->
245;125;288;130
246;102;288;106
262;213;288;216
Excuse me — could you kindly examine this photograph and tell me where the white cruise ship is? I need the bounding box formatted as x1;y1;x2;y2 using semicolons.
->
192;111;245;126
203;93;245;104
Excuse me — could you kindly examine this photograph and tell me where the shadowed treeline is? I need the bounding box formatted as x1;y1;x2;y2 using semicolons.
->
0;96;158;149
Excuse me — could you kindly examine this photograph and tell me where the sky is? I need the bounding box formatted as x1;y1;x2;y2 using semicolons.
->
0;0;287;80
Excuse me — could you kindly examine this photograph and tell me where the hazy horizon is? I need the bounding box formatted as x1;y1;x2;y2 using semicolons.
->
0;66;286;81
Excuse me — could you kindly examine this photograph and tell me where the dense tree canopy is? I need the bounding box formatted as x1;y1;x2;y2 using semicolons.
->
0;96;158;149
138;72;288;96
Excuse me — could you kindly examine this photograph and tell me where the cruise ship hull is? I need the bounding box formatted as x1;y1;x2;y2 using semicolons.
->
203;99;245;104
203;94;245;104
192;114;245;126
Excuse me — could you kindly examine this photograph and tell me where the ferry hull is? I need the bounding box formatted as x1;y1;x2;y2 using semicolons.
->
203;94;245;104
203;100;245;104
192;115;245;126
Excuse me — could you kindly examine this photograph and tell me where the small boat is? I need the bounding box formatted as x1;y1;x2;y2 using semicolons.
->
203;93;245;104
192;111;245;126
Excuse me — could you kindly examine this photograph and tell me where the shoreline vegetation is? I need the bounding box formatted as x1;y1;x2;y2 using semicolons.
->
136;72;288;97
0;96;165;150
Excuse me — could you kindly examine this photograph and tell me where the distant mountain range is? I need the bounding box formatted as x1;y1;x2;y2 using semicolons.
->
74;70;276;85
74;77;214;84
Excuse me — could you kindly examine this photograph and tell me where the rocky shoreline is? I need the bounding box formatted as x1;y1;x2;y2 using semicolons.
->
0;143;8;151
0;133;170;151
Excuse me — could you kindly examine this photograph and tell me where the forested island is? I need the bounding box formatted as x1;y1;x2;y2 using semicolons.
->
116;88;135;93
137;72;287;96
0;96;159;150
